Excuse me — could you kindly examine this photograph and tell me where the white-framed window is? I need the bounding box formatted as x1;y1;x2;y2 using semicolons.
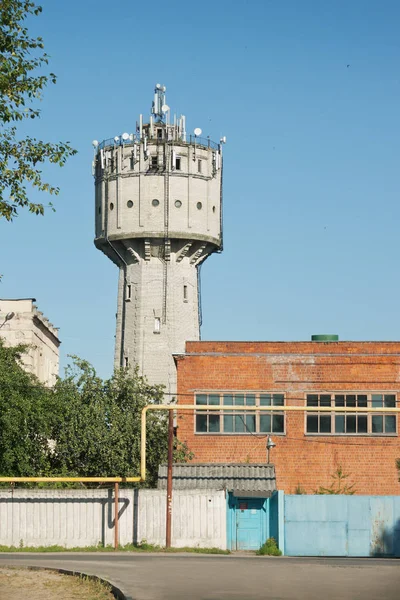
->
195;392;285;434
305;393;397;435
125;283;132;302
154;317;161;334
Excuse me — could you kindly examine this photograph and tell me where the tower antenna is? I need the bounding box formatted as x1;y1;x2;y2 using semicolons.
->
152;84;168;122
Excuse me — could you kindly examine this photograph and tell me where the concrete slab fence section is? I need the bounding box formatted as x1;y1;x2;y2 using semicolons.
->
136;489;226;548
0;488;227;550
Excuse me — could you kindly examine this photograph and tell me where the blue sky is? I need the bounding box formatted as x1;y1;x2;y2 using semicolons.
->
1;0;399;378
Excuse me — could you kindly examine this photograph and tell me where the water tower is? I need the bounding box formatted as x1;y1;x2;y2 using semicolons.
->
93;85;225;395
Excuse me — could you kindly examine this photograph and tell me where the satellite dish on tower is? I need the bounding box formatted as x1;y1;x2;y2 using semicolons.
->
156;83;161;89
122;132;129;141
92;140;99;148
194;128;202;136
114;136;120;142
161;104;170;113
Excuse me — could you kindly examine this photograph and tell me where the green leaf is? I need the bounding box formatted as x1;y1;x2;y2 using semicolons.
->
0;1;77;220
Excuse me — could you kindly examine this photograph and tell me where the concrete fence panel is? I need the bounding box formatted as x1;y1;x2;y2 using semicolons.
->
0;488;227;550
0;488;136;548
135;489;226;549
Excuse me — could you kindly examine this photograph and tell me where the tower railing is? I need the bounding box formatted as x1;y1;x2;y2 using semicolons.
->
97;135;219;151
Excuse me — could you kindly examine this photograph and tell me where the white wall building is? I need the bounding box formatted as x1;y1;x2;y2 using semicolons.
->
93;85;224;395
0;298;60;387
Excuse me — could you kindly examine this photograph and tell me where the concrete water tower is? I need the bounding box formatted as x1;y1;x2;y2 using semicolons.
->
93;85;225;395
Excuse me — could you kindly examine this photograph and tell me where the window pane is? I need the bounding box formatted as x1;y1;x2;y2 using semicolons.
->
223;394;234;405
196;394;207;405
196;414;207;432
346;395;356;408
272;414;284;433
260;415;271;432
385;415;396;433
307;415;318;433
320;415;331;433
372;415;383;433
335;395;345;407
260;394;271;406
335;415;345;433
384;395;396;408
235;415;245;432
346;415;357;433
307;395;318;407
209;414;220;432
320;395;331;407
358;415;367;433
246;395;256;406
357;395;367;407
209;394;220;405
246;414;256;432
224;415;234;432
273;394;284;406
235;395;245;406
372;394;383;408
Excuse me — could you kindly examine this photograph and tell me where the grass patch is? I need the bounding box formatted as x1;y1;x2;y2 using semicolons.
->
0;542;230;554
0;567;114;599
256;537;282;556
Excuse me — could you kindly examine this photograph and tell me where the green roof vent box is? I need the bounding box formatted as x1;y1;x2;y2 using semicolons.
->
311;334;339;342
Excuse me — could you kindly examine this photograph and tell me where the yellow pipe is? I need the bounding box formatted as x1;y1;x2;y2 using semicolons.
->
140;403;400;481
0;477;141;483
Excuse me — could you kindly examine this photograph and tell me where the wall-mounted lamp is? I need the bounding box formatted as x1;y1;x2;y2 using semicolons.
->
0;311;15;329
266;436;276;464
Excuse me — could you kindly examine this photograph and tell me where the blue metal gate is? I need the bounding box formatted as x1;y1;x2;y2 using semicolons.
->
284;495;400;557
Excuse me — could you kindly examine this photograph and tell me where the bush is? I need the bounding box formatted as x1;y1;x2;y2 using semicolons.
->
256;537;282;556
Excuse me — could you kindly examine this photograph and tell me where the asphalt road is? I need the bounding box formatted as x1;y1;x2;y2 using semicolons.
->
0;553;399;600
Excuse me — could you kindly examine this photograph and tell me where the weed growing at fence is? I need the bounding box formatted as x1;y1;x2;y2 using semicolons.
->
256;538;282;556
0;542;230;554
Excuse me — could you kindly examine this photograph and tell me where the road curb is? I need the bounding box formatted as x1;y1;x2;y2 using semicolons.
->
22;565;132;600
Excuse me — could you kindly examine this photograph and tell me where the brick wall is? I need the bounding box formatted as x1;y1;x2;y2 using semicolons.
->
176;341;400;495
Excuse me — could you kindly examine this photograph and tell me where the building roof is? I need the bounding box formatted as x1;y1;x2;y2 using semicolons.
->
174;340;400;357
157;463;276;495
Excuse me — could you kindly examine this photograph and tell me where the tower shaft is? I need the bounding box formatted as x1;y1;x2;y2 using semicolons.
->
93;86;224;395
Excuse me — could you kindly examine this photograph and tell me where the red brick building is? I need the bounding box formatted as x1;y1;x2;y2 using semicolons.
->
175;340;400;495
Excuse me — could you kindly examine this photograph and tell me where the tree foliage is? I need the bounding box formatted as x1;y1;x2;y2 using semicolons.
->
0;1;77;220
315;466;356;495
0;340;53;476
0;342;193;486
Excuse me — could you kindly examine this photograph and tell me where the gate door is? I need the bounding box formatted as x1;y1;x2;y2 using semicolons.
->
236;498;264;550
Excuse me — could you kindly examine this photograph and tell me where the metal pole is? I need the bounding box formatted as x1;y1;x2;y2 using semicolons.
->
166;410;174;548
114;482;119;550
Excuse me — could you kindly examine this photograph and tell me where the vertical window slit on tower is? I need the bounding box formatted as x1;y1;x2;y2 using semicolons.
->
183;285;188;302
175;157;181;171
126;284;132;301
154;317;161;333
